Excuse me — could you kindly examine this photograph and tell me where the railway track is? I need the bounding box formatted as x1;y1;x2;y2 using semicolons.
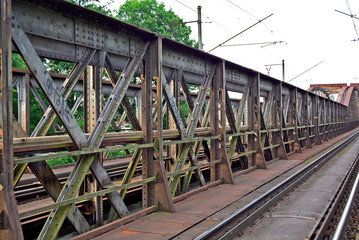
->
16;151;216;239
194;130;359;240
313;153;359;240
332;172;359;240
16;137;359;239
15;152;211;204
15;156;135;204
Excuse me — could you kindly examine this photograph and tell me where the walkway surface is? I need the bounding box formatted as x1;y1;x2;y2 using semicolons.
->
77;129;358;240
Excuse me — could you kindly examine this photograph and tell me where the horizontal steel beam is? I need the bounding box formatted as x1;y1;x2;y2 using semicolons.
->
11;0;343;102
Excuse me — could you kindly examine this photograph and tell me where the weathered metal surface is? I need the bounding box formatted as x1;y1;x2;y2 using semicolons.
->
0;0;358;239
12;18;89;149
238;135;359;240
0;0;24;239
100;140;333;240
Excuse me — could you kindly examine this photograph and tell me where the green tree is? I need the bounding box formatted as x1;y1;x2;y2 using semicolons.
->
117;0;197;47
12;53;27;69
67;0;114;16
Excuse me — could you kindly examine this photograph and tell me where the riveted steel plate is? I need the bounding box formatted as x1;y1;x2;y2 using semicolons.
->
75;20;104;49
162;46;210;76
13;1;75;43
225;68;251;87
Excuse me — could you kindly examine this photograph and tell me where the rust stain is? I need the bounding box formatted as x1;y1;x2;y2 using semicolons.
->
121;230;137;235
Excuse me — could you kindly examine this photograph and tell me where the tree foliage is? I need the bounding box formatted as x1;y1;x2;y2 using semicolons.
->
67;0;114;16
117;0;197;47
12;54;27;69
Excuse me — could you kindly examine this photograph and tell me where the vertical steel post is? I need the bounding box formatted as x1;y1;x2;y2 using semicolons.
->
312;95;321;145
329;99;334;138
247;77;255;167
290;88;301;153
322;98;328;141
210;64;220;181
142;38;174;211
216;61;233;184
273;82;287;159
136;95;142;126
142;41;155;208
0;0;24;238
282;59;285;82
155;38;174;211
93;51;105;226
168;72;179;170
17;74;29;134
197;6;202;50
303;92;312;148
250;74;266;169
333;102;338;136
84;59;104;226
94;52;105;226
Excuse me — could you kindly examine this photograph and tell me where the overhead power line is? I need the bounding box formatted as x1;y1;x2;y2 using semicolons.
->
226;0;272;31
208;13;273;53
175;0;231;31
335;0;359;40
335;9;359;20
287;61;324;83
346;0;359;39
221;41;284;47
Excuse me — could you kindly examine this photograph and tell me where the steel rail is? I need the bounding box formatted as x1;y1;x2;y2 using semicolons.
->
309;145;359;239
194;130;359;240
332;167;359;240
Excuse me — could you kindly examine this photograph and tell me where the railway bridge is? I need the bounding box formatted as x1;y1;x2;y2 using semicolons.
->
1;0;359;239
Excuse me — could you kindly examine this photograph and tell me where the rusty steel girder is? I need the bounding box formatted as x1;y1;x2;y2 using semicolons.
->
0;0;357;239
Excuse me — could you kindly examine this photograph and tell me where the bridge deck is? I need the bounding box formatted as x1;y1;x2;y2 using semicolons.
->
75;128;359;240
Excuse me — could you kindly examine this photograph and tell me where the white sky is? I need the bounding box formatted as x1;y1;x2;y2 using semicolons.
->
103;0;359;90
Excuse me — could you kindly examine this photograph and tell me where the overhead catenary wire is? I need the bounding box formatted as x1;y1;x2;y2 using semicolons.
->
221;41;284;47
175;0;231;31
345;0;359;39
335;9;359;41
226;0;272;32
287;61;324;83
335;1;359;40
335;9;359;20
208;13;273;53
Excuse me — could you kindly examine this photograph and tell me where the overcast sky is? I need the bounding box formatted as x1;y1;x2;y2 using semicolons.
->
105;0;359;90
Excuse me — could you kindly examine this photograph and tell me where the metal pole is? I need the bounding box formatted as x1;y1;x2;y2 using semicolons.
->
282;59;285;82
0;0;24;238
197;6;202;50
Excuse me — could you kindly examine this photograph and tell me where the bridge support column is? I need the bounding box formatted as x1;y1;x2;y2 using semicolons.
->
84;57;105;226
142;38;174;212
273;82;287;160
320;98;328;141
16;74;30;134
326;98;333;139
330;99;335;136
211;61;233;183
312;95;322;145
289;88;301;153
248;74;266;169
333;103;339;136
303;92;312;148
0;0;23;238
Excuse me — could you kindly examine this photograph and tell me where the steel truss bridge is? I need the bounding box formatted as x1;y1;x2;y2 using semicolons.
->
1;0;359;239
